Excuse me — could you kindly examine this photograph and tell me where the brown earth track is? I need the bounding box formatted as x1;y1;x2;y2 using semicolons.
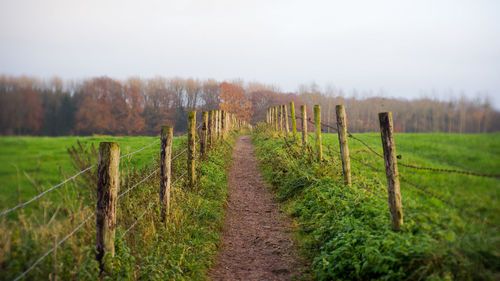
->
209;135;303;281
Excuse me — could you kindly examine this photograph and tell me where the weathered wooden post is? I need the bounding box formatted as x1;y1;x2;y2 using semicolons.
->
301;105;307;147
160;126;173;221
96;142;119;269
279;105;283;133
221;110;226;139
284;104;289;133
290;102;297;142
209;110;214;149
335;105;351;186
215;110;220;141
201;111;208;155
314;105;322;161
379;112;403;231
274;106;278;133
188;111;196;188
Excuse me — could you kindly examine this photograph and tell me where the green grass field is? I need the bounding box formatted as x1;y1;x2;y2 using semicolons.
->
318;132;500;225
0;136;185;216
0;134;234;280
254;125;500;280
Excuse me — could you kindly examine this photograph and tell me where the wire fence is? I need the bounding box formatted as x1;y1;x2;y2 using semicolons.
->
5;110;245;281
277;109;499;231
0;137;165;218
293;113;500;179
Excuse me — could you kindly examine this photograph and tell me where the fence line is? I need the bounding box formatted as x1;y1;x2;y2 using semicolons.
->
0;166;94;217
13;211;96;281
4;109;249;280
295;111;500;179
399;176;499;229
121;171;187;238
271;104;498;231
1;137;166;218
118;168;159;199
120;138;161;159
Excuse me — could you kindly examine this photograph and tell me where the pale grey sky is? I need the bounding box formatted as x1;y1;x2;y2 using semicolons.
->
1;0;499;107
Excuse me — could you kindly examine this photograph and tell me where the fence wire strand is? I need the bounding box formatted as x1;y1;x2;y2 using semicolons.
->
121;172;186;237
120;138;160;159
291;113;500;178
0;165;94;217
12;212;96;281
118;168;159;199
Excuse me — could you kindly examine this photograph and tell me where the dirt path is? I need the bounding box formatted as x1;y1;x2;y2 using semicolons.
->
210;136;302;281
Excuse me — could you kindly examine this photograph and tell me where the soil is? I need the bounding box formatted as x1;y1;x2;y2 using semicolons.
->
209;136;303;281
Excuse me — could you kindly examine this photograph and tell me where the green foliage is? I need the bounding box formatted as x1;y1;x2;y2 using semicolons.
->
0;135;233;280
252;123;500;280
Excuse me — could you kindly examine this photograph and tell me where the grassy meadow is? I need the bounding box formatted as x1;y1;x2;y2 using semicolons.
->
0;133;235;280
254;125;500;280
0;136;185;217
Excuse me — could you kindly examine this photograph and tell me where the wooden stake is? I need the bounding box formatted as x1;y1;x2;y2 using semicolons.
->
96;142;119;268
274;106;278;132
215;110;220;141
160;126;173;221
284;104;289;133
335;105;351;186
201;111;208;155
221;110;226;139
301;105;307;147
188;111;196;188
379;112;403;231
314;105;322;161
209;110;214;149
290;102;297;142
279;105;283;133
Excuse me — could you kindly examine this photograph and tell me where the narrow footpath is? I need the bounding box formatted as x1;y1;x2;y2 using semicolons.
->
210;136;302;281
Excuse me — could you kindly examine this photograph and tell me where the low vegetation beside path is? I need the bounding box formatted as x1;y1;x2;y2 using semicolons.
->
252;124;500;280
1;135;235;280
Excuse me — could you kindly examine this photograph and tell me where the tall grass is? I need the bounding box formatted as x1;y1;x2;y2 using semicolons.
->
0;135;234;280
253;124;500;280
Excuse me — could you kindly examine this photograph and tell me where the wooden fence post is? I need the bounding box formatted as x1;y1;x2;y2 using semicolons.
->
160;126;173;221
209;110;214;149
284;104;289;133
314;105;322;161
290;102;297;142
301;105;307;147
279;105;283;133
274;106;278;133
215;110;220;141
96;142;120;268
379;112;403;231
221;110;225;139
335;105;351;186
201;111;208;156
188;111;196;188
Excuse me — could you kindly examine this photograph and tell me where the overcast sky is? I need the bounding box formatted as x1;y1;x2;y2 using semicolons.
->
1;0;499;107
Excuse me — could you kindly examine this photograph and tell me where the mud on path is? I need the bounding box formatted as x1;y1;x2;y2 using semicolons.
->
210;135;303;281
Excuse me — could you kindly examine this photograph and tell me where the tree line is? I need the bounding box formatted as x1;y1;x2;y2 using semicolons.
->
0;75;498;136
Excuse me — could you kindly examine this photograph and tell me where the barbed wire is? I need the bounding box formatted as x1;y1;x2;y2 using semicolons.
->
121;172;186;237
118;168;159;199
398;162;500;178
121;202;156;238
291;113;500;178
399;176;499;229
120;138;160;159
0;165;94;217
12;211;96;281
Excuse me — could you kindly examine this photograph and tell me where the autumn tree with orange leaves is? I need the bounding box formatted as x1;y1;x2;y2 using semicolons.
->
219;82;253;122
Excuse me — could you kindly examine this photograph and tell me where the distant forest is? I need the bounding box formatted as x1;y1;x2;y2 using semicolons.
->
0;75;498;136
